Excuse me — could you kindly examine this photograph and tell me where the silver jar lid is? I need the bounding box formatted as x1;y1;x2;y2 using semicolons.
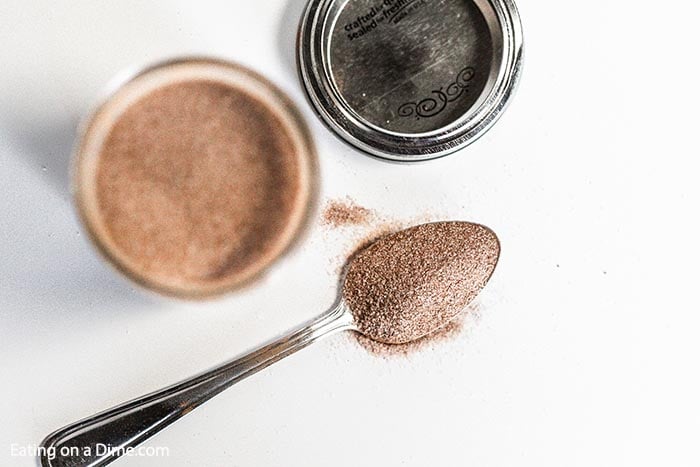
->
298;0;523;162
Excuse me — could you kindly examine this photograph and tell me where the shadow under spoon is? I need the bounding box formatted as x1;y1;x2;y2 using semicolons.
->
40;221;500;467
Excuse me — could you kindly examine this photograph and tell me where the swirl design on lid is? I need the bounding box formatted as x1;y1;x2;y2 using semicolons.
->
398;66;475;120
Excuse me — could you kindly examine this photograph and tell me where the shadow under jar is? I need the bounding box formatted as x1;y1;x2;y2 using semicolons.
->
298;0;523;161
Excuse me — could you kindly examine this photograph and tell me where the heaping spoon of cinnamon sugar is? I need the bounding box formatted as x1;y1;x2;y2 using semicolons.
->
40;222;500;467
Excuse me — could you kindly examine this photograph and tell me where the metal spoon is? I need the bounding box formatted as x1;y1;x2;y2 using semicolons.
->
40;222;499;467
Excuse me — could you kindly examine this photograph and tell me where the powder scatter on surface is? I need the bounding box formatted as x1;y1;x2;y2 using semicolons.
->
322;198;374;227
352;304;479;357
343;222;500;345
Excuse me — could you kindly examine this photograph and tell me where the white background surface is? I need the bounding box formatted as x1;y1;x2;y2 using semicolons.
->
1;1;699;466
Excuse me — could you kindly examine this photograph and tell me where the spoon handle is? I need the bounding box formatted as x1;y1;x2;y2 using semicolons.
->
40;303;354;467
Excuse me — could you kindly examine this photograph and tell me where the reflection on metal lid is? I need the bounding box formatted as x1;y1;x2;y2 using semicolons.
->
298;0;523;162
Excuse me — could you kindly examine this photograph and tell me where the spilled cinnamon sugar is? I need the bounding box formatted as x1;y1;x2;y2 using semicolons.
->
353;310;472;356
322;198;374;227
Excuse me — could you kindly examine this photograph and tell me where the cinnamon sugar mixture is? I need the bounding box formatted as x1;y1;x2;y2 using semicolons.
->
94;80;305;295
322;198;374;227
354;313;467;356
343;222;500;344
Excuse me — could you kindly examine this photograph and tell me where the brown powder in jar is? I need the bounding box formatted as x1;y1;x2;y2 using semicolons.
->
92;79;308;296
322;198;374;227
343;222;500;344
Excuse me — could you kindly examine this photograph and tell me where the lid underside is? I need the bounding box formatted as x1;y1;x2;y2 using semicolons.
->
330;0;494;134
298;0;523;161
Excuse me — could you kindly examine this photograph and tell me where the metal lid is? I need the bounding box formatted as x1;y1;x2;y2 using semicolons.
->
298;0;523;162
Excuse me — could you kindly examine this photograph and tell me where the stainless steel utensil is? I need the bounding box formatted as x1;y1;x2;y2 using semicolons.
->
40;301;355;467
40;221;499;466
